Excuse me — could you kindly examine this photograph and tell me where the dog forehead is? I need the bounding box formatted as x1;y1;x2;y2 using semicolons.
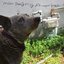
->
10;14;30;21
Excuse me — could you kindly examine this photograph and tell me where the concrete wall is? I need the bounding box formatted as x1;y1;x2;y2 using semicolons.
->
58;8;64;27
0;0;64;38
0;0;64;16
0;0;64;26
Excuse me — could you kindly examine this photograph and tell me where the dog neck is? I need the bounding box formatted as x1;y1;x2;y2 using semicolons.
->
9;28;30;42
2;30;24;47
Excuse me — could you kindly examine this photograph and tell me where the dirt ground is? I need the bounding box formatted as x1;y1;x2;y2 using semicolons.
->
61;55;64;64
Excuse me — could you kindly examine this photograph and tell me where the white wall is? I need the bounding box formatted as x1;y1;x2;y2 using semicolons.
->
0;0;64;27
0;0;64;16
0;0;64;38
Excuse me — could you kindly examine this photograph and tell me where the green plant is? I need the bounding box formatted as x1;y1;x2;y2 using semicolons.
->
21;35;64;64
25;35;64;57
58;27;64;36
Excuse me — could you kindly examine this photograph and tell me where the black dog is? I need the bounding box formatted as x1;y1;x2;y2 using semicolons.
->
0;14;40;64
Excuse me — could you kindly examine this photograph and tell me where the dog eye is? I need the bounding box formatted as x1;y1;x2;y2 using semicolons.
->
17;17;25;25
18;17;25;22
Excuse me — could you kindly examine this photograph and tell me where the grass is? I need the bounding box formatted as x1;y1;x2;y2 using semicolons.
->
21;51;62;64
21;36;64;64
21;28;64;64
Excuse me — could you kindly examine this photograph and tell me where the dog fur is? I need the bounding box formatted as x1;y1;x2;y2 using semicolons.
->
0;14;40;64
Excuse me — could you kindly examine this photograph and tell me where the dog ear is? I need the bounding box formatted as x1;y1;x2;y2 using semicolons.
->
0;15;11;31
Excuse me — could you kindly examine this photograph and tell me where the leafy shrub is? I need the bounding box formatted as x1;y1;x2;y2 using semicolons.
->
58;27;64;36
22;28;64;64
25;35;64;57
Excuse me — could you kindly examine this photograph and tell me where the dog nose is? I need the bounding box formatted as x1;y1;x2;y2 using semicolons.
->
34;17;40;23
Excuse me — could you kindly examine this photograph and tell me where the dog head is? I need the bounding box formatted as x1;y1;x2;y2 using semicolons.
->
0;14;40;42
